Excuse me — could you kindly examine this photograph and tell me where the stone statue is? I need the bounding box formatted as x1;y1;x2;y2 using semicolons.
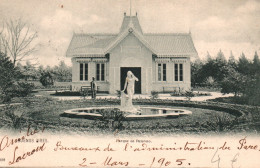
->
120;71;140;113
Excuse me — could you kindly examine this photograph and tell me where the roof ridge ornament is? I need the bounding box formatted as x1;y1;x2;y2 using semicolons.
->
128;18;134;28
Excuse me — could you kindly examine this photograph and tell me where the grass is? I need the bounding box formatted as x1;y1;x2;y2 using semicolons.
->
1;94;259;135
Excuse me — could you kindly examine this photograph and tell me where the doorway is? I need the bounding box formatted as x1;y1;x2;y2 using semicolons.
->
120;67;141;94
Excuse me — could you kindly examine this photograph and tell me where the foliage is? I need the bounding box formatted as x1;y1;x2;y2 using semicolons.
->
191;59;203;87
1;104;25;130
51;91;81;96
116;90;122;98
96;108;126;130
150;91;159;99
184;90;195;101
39;71;54;87
15;82;35;97
14;61;72;82
191;50;260;106
208;113;234;132
52;61;72;82
2;95;259;134
170;90;184;96
2;82;35;102
204;76;216;88
170;91;211;97
244;74;260;106
80;89;88;99
220;68;248;97
0;52;23;102
17;61;38;81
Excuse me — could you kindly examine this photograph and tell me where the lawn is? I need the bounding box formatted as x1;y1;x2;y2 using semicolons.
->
1;93;259;136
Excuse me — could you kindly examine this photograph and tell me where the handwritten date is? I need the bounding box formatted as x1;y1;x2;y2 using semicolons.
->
79;156;190;167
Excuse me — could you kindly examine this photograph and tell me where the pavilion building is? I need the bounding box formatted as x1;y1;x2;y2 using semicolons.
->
66;12;198;94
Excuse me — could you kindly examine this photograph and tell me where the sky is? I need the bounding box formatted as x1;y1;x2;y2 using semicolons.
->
0;0;259;67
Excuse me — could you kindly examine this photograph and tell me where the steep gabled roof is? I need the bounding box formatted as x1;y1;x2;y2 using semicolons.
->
119;15;143;34
66;14;198;57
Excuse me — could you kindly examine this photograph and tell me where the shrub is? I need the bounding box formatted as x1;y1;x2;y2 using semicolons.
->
40;71;54;87
116;90;122;98
150;91;159;99
208;113;233;132
15;82;35;97
185;90;195;101
80;89;88;99
0;82;34;102
1;104;25;130
51;91;81;96
97;108;126;130
170;91;184;97
204;76;216;88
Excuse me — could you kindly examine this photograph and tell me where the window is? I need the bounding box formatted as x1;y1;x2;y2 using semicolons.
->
174;64;178;81
101;63;105;81
158;64;162;81
174;63;183;81
80;63;83;81
80;63;88;81
158;63;166;81
179;64;183;81
163;64;166;81
96;63;105;81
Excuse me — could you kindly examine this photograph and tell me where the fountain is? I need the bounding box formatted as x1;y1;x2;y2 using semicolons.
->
120;71;140;113
61;71;192;120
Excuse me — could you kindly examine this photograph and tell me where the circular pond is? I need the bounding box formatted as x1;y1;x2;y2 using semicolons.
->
62;106;192;120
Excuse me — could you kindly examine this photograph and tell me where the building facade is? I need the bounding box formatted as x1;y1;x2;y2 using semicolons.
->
66;13;197;94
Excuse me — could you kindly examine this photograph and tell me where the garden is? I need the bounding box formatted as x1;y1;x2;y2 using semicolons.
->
0;48;260;136
0;93;259;136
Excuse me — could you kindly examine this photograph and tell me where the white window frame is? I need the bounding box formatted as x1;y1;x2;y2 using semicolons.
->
96;63;105;81
157;63;166;81
79;63;88;81
174;63;184;82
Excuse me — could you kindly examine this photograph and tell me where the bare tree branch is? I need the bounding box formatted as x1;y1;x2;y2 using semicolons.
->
0;18;38;65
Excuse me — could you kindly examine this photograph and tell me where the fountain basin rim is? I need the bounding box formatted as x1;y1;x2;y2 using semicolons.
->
63;106;192;119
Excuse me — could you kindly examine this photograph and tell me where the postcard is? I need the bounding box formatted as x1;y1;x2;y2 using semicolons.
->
0;0;260;167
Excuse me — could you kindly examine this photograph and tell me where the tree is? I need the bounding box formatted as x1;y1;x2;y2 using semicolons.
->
251;51;260;75
52;61;72;82
245;73;260;106
0;52;22;102
19;61;38;81
220;68;247;97
191;59;203;87
216;49;227;64
237;52;250;75
0;18;37;65
228;51;237;69
206;51;213;62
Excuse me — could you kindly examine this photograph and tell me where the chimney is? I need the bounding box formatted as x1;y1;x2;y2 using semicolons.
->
136;12;137;16
124;12;126;16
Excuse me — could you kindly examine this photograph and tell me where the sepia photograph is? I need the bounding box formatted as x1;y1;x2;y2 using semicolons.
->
0;0;259;167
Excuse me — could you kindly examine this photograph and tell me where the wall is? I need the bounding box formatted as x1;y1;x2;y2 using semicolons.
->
70;33;192;94
109;33;153;94
152;57;191;92
71;58;110;92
